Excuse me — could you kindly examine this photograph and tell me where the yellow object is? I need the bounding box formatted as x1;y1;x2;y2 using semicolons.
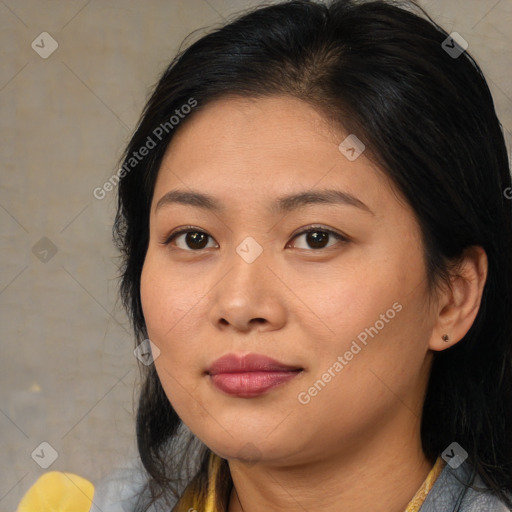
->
173;451;225;512
16;471;94;512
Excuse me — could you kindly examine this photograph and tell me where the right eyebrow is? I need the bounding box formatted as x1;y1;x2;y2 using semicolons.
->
155;190;224;214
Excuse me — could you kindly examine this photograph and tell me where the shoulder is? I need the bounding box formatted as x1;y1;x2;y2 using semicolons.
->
459;472;512;512
420;461;511;512
90;457;171;512
91;457;181;512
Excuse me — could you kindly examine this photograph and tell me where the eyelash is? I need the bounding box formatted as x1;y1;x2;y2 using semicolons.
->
161;225;349;251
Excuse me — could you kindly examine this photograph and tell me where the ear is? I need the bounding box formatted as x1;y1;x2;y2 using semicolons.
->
429;246;488;351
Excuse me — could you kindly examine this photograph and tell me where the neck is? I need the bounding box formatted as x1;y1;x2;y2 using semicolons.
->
226;415;433;512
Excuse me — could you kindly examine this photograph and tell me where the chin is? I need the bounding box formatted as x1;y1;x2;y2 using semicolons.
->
198;427;299;465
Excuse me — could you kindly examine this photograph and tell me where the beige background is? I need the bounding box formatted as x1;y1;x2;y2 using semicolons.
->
1;0;511;509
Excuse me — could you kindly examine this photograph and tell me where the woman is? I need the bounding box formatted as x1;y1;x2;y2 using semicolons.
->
17;0;512;511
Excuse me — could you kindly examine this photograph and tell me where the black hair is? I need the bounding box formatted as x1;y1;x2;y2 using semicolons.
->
113;0;512;510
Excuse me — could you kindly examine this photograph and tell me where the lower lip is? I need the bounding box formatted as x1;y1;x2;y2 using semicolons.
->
209;370;301;397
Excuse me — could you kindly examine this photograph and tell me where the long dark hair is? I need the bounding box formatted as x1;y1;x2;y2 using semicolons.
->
113;0;512;510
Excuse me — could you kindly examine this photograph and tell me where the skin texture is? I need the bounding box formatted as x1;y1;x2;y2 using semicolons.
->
140;95;488;512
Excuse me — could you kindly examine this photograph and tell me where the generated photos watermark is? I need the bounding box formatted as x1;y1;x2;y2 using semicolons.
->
338;134;366;161
93;97;197;200
31;31;59;59
442;442;468;469
31;441;59;469
134;338;161;366
298;301;403;404
441;32;468;59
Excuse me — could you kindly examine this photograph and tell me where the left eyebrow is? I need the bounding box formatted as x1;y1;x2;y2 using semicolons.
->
154;188;374;216
272;189;374;216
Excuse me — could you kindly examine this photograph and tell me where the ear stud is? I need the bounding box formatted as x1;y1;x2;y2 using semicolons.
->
442;334;449;342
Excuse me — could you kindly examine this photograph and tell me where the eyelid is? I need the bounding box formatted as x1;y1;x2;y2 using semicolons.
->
161;224;350;250
290;224;349;241
287;225;349;250
161;225;214;246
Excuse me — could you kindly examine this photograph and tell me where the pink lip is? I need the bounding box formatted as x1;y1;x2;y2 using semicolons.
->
206;353;303;397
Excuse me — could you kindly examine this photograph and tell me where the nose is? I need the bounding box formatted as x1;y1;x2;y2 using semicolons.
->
207;238;287;334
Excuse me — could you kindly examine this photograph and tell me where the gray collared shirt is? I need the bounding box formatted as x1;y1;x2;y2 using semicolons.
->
419;461;511;511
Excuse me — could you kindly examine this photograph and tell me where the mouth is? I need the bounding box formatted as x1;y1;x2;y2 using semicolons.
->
205;353;304;398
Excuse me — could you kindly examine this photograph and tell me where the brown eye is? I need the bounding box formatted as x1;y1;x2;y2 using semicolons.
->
166;229;217;251
304;230;330;249
289;227;347;250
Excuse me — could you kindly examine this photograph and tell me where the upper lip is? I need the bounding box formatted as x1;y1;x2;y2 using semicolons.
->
206;353;303;375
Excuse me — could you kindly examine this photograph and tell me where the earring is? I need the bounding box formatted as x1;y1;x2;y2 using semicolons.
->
442;334;449;342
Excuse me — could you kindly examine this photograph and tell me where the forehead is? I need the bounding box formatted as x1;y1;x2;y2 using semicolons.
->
152;95;398;216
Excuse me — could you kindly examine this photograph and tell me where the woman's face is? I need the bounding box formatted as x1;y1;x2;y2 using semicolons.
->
140;95;437;466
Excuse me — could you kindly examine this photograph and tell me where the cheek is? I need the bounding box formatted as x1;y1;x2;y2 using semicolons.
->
308;271;396;345
140;253;209;388
140;252;200;337
140;257;186;376
304;259;431;391
140;260;197;419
